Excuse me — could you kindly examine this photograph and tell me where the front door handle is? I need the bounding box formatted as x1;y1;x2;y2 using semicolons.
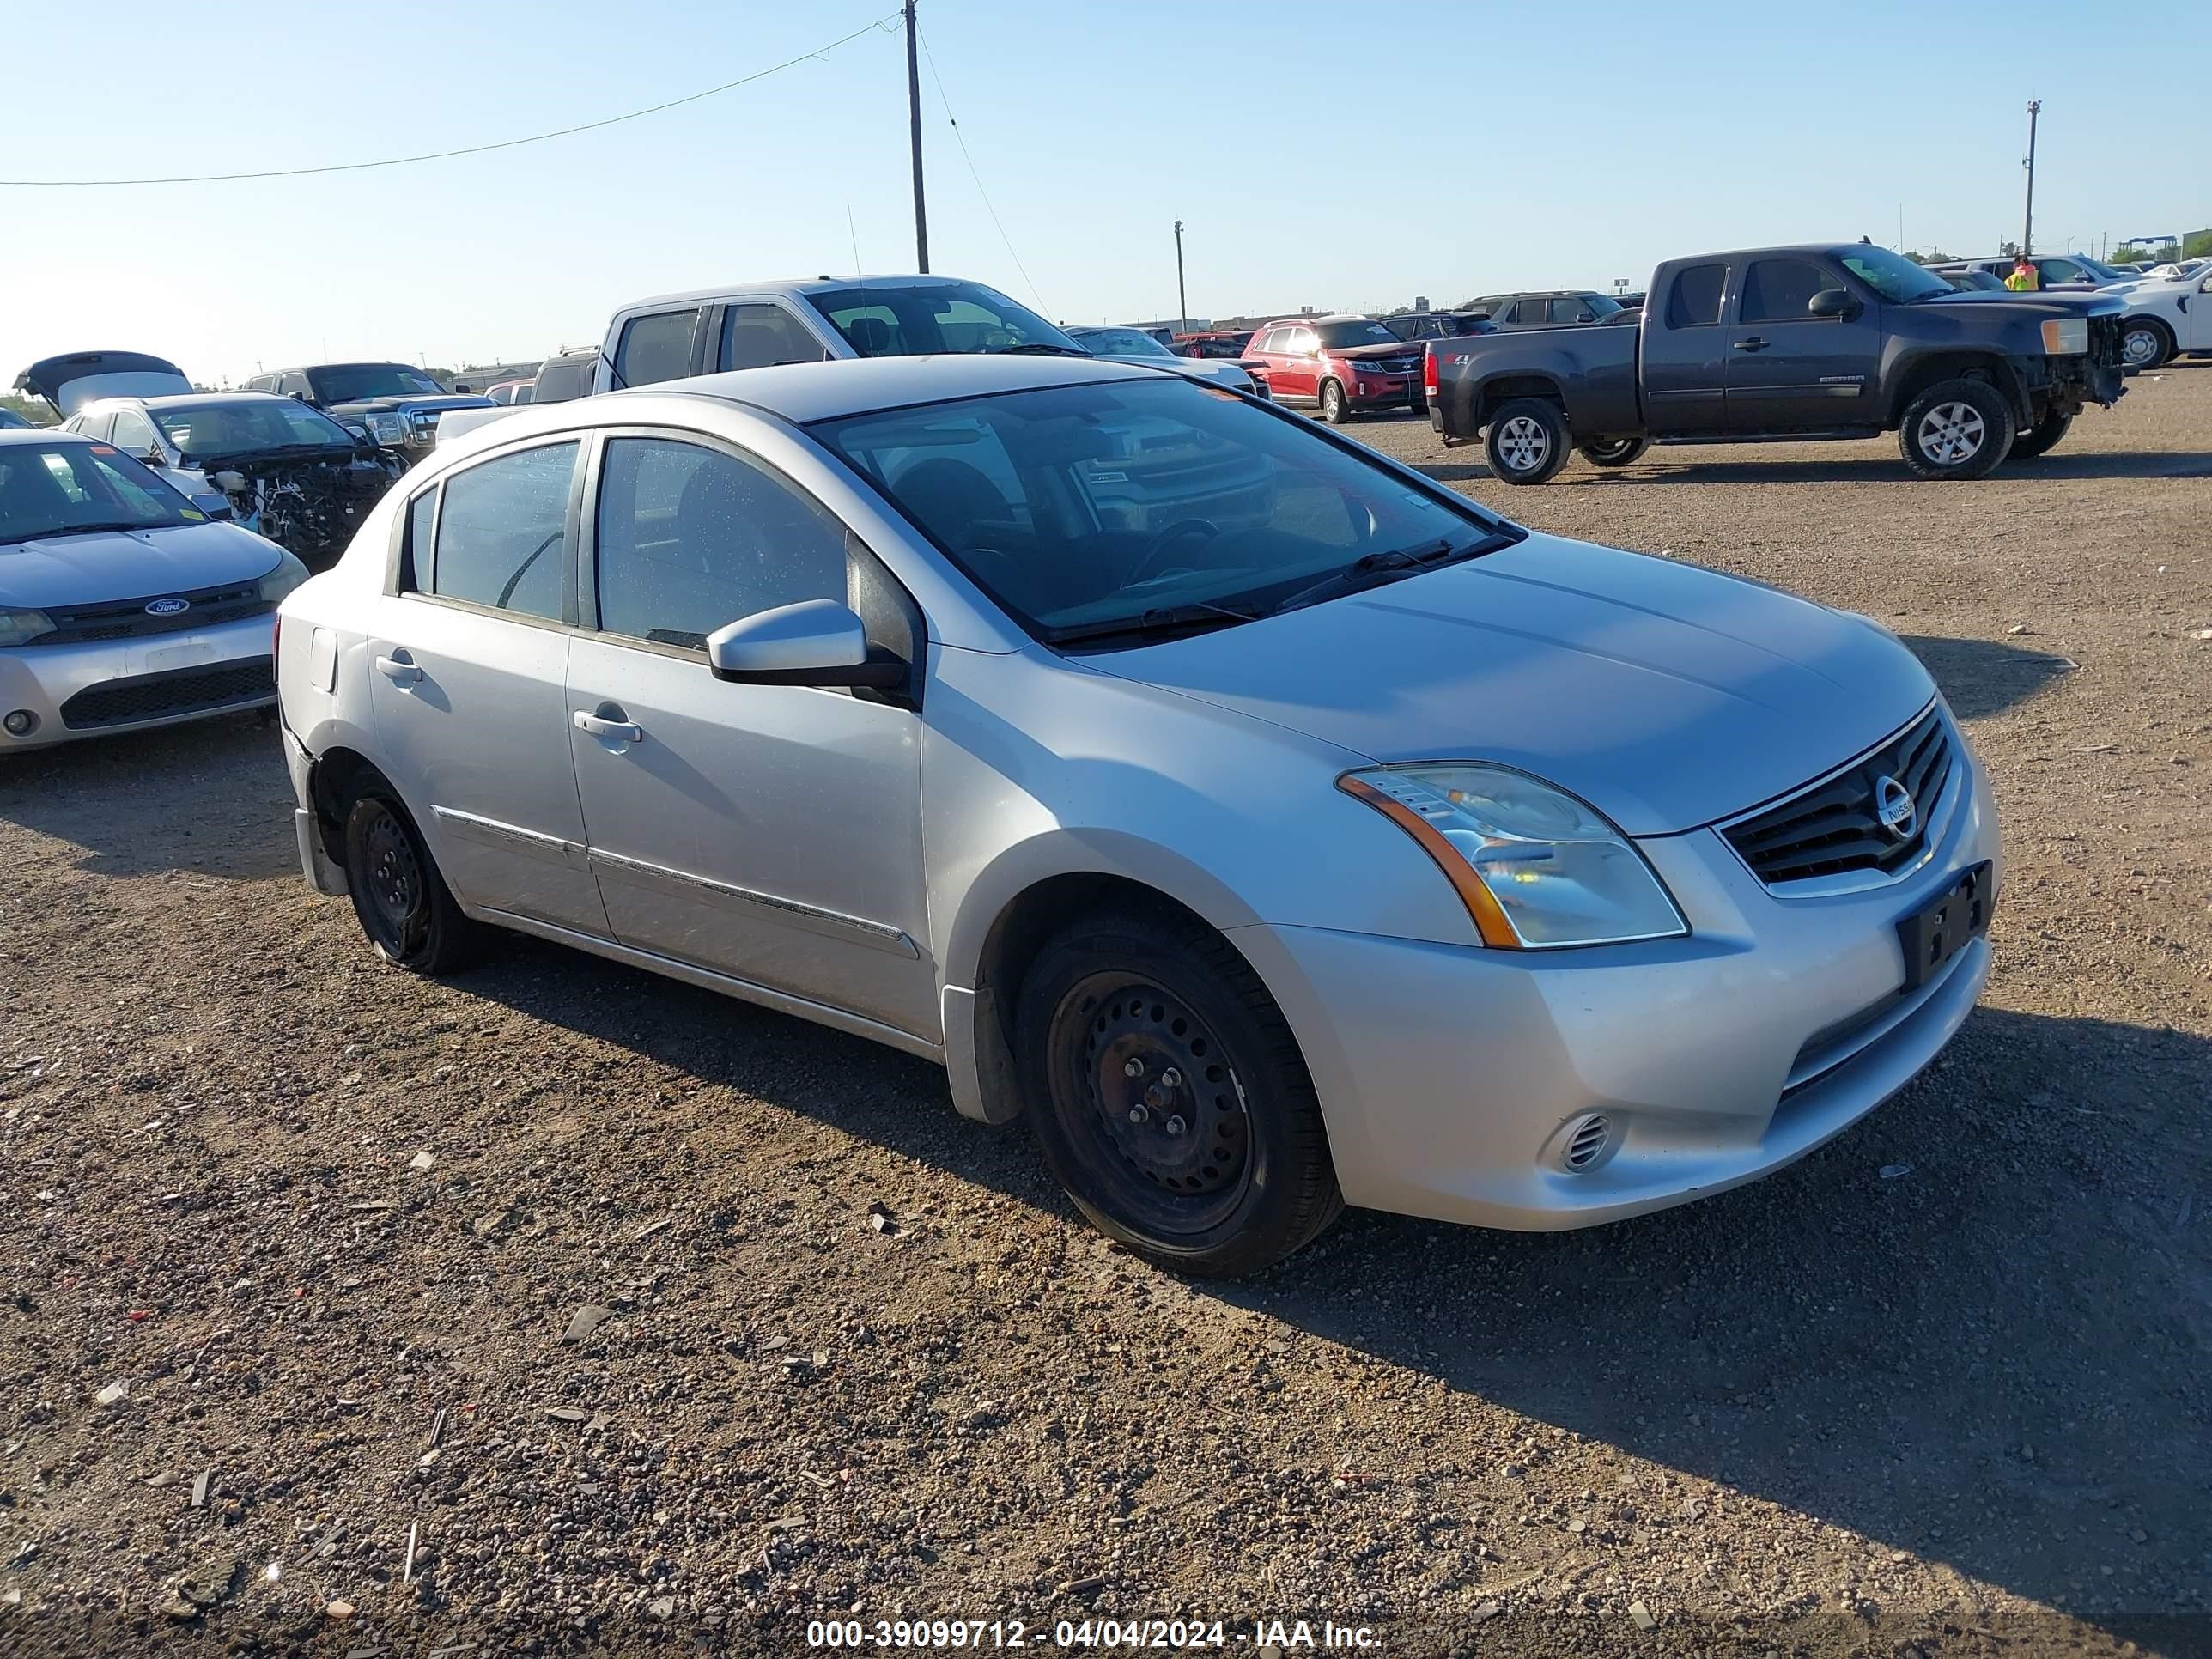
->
1732;337;1769;352
374;654;422;685
574;708;643;744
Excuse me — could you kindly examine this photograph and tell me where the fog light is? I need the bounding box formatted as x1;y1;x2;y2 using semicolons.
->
3;710;38;737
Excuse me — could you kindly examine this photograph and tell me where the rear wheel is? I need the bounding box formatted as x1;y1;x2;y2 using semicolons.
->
2119;318;2172;373
340;781;486;975
1896;379;2014;481
2008;408;2074;461
1017;908;1342;1277
1319;379;1349;425
1485;398;1571;484
1577;435;1651;468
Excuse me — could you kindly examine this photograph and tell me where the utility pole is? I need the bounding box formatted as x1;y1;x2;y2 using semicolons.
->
2021;99;2041;256
1173;220;1188;328
905;0;927;272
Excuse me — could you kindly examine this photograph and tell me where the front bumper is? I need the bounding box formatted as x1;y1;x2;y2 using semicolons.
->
1346;371;1422;409
1233;719;2001;1231
0;611;277;750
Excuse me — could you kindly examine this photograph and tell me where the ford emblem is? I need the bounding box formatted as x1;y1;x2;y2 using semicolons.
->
145;597;191;617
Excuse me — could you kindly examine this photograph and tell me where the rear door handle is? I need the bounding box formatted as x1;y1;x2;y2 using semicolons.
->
374;654;422;685
574;709;643;744
1732;337;1769;352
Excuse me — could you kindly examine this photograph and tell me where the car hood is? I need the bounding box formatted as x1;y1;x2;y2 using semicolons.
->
1919;290;2126;319
0;520;280;610
327;393;496;415
1090;534;1935;836
1332;341;1424;362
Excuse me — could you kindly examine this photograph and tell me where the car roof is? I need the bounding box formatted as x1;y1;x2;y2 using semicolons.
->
0;428;92;446
81;391;306;411
611;353;1160;425
614;273;990;314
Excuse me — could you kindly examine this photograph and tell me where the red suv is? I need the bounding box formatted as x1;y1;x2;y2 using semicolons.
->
1243;314;1426;423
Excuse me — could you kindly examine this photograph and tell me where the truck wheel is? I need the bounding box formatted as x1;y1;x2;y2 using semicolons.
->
2118;319;2172;373
2008;409;2073;461
1319;379;1349;424
1577;436;1650;468
1485;398;1571;484
1897;380;2014;481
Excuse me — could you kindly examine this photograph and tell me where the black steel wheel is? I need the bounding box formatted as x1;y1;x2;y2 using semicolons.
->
1017;908;1341;1276
340;782;485;975
1577;435;1651;467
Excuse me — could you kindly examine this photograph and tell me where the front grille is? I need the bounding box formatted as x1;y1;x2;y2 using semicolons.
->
58;657;274;730
2087;313;2123;369
1723;707;1954;885
36;580;272;647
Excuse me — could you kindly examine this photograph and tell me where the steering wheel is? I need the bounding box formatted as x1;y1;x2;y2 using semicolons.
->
1126;518;1223;586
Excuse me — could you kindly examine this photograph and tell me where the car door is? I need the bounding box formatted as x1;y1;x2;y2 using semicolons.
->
1273;325;1321;403
368;441;611;938
1723;255;1881;430
564;428;934;1039
611;307;708;389
714;301;835;372
2194;274;2212;349
1640;262;1732;434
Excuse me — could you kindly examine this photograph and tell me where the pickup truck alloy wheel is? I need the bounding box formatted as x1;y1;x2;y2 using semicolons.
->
1017;908;1342;1275
2120;320;2172;371
1484;397;1571;484
1320;379;1349;424
341;785;485;975
1897;379;2014;481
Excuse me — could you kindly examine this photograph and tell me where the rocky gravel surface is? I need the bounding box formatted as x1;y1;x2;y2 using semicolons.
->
2;366;2207;1657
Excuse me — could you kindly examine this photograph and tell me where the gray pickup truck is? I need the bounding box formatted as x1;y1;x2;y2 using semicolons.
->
1426;243;2127;483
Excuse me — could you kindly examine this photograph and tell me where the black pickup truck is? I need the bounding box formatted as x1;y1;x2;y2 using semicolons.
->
243;362;494;469
1426;243;2127;483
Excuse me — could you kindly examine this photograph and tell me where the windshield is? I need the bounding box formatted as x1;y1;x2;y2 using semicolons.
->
811;378;1503;641
1837;247;1954;303
153;398;356;458
1073;327;1177;359
805;281;1083;357
308;363;447;402
1315;319;1403;349
0;441;195;544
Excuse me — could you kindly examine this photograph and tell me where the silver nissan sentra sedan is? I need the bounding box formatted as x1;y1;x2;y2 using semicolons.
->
276;355;1997;1275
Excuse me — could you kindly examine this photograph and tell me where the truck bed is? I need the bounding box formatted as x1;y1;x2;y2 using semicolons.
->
1428;319;1642;445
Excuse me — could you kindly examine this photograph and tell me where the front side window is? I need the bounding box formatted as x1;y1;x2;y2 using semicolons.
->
614;311;701;388
719;304;829;372
1739;258;1838;323
1284;327;1317;355
1550;297;1596;325
1;442;191;544
110;410;161;455
812;378;1501;640
532;359;592;403
593;437;849;650
1666;265;1729;326
278;373;313;398
805;280;1083;358
427;442;577;621
1838;246;1953;303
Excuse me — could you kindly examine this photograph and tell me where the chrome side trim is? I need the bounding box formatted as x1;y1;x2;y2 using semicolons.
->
430;806;589;871
586;848;921;959
476;908;944;1060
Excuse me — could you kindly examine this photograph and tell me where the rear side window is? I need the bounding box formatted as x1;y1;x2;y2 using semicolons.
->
613;309;700;388
1739;258;1836;323
592;437;849;650
428;442;578;621
1666;265;1729;327
719;304;828;372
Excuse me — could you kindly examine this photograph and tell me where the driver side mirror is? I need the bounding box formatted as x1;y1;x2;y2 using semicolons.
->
707;599;906;690
1808;289;1857;319
142;448;167;468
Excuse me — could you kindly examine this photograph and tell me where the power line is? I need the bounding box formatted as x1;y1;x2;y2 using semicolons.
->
0;14;901;188
915;26;1044;312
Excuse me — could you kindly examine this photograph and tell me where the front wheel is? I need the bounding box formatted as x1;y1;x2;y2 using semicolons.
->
341;782;487;975
1016;908;1342;1277
2008;408;2074;461
1484;398;1571;484
1577;435;1651;468
1319;379;1349;425
2119;319;2172;373
1897;379;2015;480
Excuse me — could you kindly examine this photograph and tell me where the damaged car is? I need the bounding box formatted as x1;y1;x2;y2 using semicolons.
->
243;362;494;467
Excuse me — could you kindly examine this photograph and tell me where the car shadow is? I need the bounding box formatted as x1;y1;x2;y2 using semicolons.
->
1577;450;2212;486
1901;634;2076;719
0;714;298;880
449;933;2209;1650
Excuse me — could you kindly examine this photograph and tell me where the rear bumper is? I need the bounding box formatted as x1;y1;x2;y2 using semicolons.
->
0;613;276;750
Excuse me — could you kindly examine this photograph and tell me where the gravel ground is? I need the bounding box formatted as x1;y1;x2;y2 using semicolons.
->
2;366;2208;1659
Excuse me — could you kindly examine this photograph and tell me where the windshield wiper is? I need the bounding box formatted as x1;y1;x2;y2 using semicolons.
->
14;520;160;540
989;343;1091;357
1270;530;1523;616
1042;599;1259;647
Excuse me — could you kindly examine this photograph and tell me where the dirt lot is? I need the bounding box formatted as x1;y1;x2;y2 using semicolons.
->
3;367;2208;1659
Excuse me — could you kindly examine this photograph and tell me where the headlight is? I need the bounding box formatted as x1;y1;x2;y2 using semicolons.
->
365;412;406;444
2039;317;2088;356
1340;764;1687;949
256;552;311;605
0;607;57;648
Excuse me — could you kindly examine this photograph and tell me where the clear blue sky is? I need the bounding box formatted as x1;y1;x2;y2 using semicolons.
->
6;0;2204;386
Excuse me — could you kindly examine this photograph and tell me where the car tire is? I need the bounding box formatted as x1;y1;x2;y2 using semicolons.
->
1577;436;1651;468
2119;318;2172;374
2007;408;2074;461
1016;907;1343;1278
1319;379;1350;425
1896;379;2015;481
340;781;487;975
1485;398;1571;484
